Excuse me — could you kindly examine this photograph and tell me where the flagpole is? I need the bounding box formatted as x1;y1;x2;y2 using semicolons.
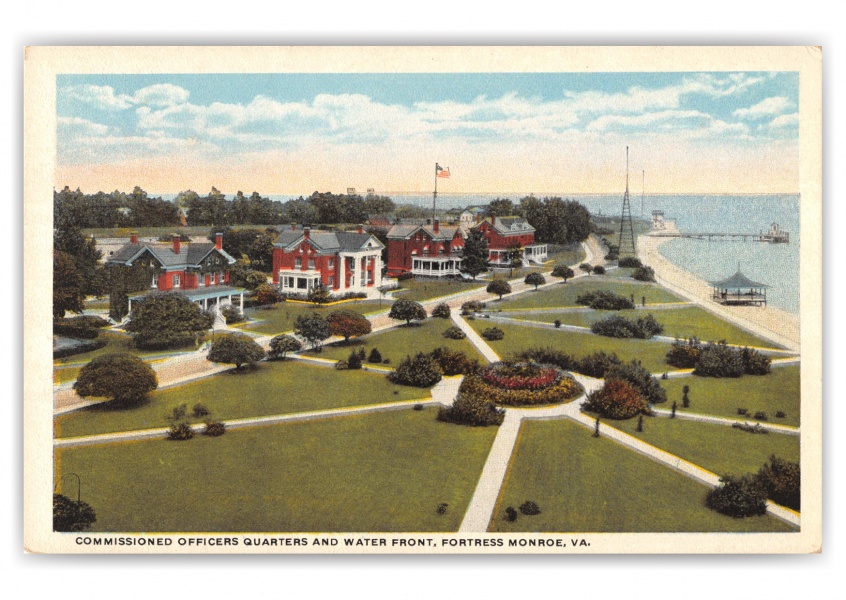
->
433;162;438;224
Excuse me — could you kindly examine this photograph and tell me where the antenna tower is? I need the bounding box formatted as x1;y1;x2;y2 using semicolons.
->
618;147;637;258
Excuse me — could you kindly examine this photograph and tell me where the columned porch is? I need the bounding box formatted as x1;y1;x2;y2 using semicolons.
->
278;269;323;293
524;244;548;264
411;255;463;277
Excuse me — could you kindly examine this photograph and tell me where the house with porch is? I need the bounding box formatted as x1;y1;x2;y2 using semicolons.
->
107;232;244;319
472;215;548;266
271;226;385;297
385;220;465;278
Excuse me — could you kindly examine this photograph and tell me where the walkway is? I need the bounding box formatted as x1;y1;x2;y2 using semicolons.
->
650;408;800;436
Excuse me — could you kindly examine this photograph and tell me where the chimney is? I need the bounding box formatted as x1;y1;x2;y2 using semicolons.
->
215;232;223;250
172;234;181;254
357;225;364;234
304;227;310;239
433;219;440;233
491;215;496;226
130;231;138;244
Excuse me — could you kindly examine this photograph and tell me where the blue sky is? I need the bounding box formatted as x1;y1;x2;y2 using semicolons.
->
56;72;800;194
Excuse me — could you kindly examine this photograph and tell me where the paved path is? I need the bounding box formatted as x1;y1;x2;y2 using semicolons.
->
650;408;800;436
450;313;501;364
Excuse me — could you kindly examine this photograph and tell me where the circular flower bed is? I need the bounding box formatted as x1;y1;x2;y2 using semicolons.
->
460;361;582;407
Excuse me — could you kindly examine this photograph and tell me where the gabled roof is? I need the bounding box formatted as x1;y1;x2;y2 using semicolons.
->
274;230;385;253
386;223;463;242
106;242;236;268
709;271;770;289
474;216;535;235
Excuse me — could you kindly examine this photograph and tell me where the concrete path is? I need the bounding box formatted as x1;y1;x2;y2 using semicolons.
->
650;408;800;436
450;313;501;364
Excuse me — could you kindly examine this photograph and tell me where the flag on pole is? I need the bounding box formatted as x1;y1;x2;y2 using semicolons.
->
436;163;450;178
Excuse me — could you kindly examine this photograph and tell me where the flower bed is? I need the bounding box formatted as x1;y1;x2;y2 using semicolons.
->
460;361;582;406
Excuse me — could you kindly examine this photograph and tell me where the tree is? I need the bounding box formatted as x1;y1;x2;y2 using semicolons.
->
757;455;800;511
460;229;489;279
307;283;332;305
74;353;158;405
593;265;606;275
431;303;451;318
53;494;97;532
579;263;593;276
53;251;84;318
487;278;512;300
706;475;768;518
207;333;266;371
488;198;514;217
327;309;372;342
268;334;302;360
124;292;213;349
525;272;545;290
294;313;331;350
387;352;443;387
254;284;282;306
389;299;427;326
605;361;667;405
247;231;277;272
551;265;575;282
507;243;523;276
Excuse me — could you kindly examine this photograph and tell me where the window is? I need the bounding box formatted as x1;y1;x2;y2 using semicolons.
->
199;274;205;287
328;258;334;269
172;274;181;288
218;272;225;285
308;259;315;270
151;274;158;288
295;257;302;269
328;276;334;287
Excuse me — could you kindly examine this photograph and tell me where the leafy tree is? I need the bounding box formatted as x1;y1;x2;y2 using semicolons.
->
460;229;489;279
307;283;332;305
53;494;97;532
525;272;545;290
207;333;266;371
247;231;277;272
389;299;427;326
551;265;575;282
268;334;302;359
488;198;515;217
487;278;512;300
431;303;451;318
579;263;593;276
74;353;158;405
327;309;372;342
254;284;282;306
53;251;84;318
294;313;331;350
519;196;591;245
507;243;523;276
124;292;213;349
632;265;656;282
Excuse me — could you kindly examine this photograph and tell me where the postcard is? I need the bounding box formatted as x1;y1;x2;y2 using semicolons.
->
24;46;822;553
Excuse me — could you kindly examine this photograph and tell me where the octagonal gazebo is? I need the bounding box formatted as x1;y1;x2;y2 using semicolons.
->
710;270;769;307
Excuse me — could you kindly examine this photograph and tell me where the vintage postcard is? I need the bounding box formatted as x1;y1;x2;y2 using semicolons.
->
24;46;822;554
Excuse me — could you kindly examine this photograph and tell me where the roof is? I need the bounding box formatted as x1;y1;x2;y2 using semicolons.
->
709;271;770;289
274;229;385;253
386;223;463;241
107;241;236;268
128;286;245;300
474;216;535;235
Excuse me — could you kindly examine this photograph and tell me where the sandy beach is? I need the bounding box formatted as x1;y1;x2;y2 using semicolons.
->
638;222;800;353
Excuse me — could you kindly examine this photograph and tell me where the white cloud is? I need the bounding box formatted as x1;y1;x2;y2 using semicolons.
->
769;112;799;128
57;116;110;136
61;85;134;110
733;97;793;120
132;84;191;107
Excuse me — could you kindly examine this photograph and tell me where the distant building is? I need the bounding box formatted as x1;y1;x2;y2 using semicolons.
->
459;206;488;232
473;215;547;266
347;187;356;195
385;220;465;278
651;210;665;230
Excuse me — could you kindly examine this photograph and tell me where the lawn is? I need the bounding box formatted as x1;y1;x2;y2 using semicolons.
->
606;416;800;479
55;361;428;438
467;319;676;373
238;300;385;335
511;305;778;349
393;278;485;303
660;366;801;427
494;278;683;311
55;407;498;532
546;242;587;268
313;318;486;364
490;419;794;532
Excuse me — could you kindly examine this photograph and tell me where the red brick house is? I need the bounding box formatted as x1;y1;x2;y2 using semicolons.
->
385;220;465;278
473;216;548;266
107;232;244;317
271;226;385;297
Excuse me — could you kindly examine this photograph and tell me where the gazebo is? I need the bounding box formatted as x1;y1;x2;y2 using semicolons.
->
710;270;769;306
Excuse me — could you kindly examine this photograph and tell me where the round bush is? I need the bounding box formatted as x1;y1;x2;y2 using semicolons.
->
582;379;647;419
481;326;505;341
437;394;505;427
442;326;467;340
74;353;158;406
431;303;451;319
387;353;443;387
459;362;582;407
706;475;768;518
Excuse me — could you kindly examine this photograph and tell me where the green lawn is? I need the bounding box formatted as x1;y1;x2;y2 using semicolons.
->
55;361;427;439
55;408;498;532
512;306;778;349
603;267;636;279
606;416;800;478
494;278;683;311
661;367;800;426
313;318;486;364
467;319;676;373
238;300;385;335
393;278;485;303
490;419;794;532
547;243;587;268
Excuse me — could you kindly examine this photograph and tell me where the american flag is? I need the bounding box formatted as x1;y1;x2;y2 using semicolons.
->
436;163;450;178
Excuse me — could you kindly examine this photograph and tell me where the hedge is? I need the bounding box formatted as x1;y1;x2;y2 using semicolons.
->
437;394;505;427
590;313;664;339
575;290;635;310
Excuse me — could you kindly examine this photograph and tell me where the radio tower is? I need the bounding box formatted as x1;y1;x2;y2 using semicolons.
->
618;147;637;258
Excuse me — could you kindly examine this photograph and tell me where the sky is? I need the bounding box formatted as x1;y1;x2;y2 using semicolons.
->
55;71;800;196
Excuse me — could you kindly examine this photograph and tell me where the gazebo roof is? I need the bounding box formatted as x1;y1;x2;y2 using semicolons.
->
709;270;769;289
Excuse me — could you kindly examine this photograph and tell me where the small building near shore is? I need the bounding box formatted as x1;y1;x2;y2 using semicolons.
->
710;270;769;307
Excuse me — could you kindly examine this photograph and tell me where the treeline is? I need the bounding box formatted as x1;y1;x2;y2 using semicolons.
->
487;196;592;246
54;186;398;229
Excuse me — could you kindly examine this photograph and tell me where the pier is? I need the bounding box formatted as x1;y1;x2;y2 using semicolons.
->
647;221;789;244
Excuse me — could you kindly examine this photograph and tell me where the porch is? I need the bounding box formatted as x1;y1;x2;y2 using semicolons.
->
411;256;463;277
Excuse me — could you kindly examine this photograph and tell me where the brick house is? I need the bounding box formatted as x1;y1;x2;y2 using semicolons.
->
473;215;548;266
385;220;465;278
107;232;244;317
271;226;385;297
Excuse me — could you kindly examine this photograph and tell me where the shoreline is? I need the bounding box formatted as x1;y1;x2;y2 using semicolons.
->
637;223;800;353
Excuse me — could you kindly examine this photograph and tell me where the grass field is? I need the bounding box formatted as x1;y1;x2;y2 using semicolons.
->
512;305;778;348
55;408;498;532
393;278;485;303
606;416;800;478
490;419;794;532
467;319;676;373
313;318;486;364
238;300;384;335
661;366;801;426
494;278;683;311
55;361;427;438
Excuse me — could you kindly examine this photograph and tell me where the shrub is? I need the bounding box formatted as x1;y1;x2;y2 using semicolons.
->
505;507;518;522
220;305;246;324
191;403;210;418
268;334;302;360
519;501;541;516
582;380;648;420
442;326;467;340
604;251;619;261
732;422;769;434
705;475;768;518
575;290;634;310
460;363;581;407
554;319;561;328
368;348;383;363
666;339;701;369
437;394;505;426
53;321;100;339
429;347;480;376
334;360;349;370
737;407;748;415
203;421;226;437
753;411;768;421
347;348;366;369
632;266;656;282
775;410;786;419
741;347;772;375
694;342;745;378
516;348;578;372
253;284;282;306
167;422;194;441
167;403;188;422
593;265;606;275
682;385;690;408
431;303;451;319
436;503;448;515
576;351;622;378
53;339;107;359
413;403;425;411
387;353;443;387
207;333;266;371
53;494;97;532
590;313;664;339
460;300;487;315
605;361;667;405
618;256;642;268
579;263;593;275
481;326;505;341
294;313;331;350
757;455;800;511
